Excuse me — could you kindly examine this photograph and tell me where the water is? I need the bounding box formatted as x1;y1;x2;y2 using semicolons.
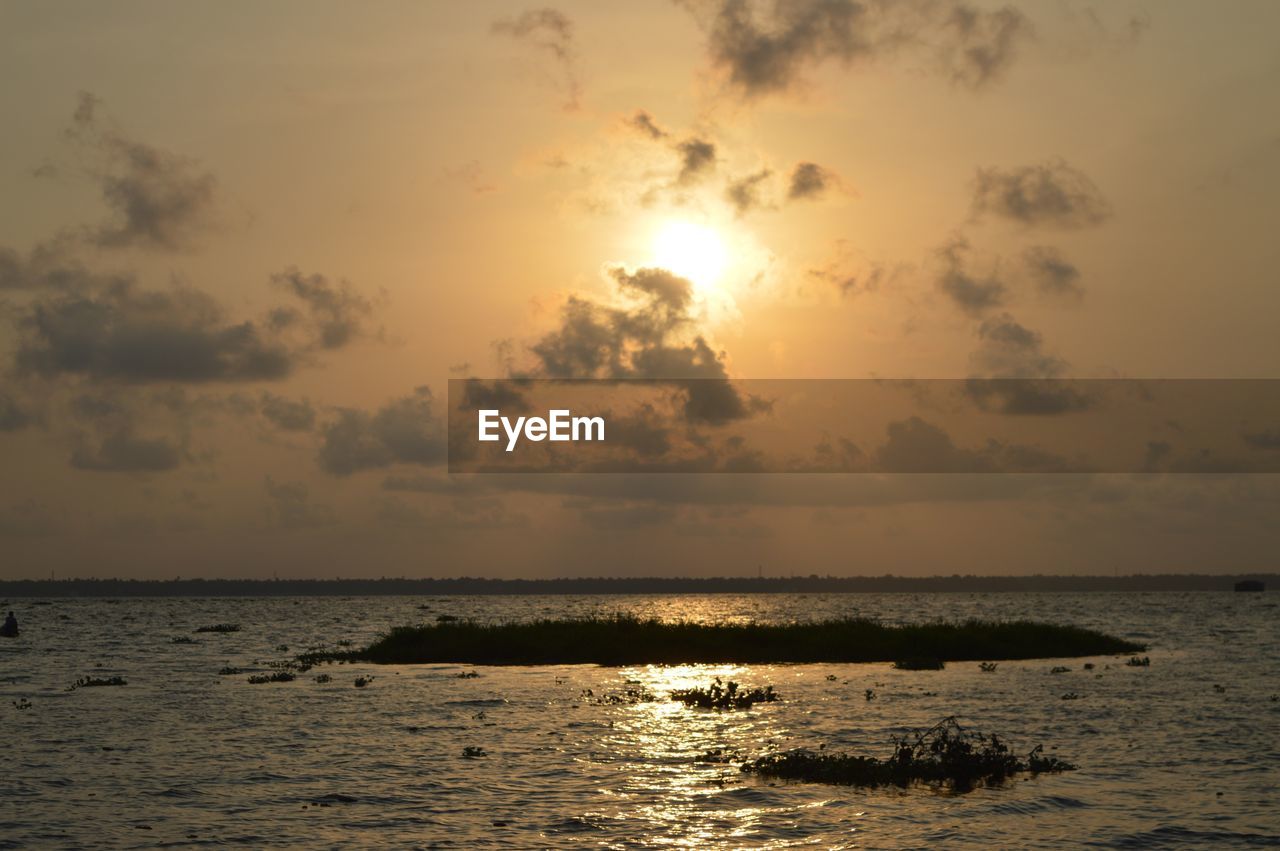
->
1;593;1277;848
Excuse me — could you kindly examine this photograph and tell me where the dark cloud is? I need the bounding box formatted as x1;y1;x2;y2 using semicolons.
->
809;262;883;298
626;110;669;140
970;313;1066;378
259;393;316;432
972;159;1111;228
725;168;773;214
491;8;582;111
375;494;529;530
873;416;1073;472
317;387;447;476
15;282;293;383
1023;246;1083;298
270;268;375;350
676;137;717;184
68;92;218;251
12;268;376;384
935;237;1005;315
578;503;679;530
70;428;184;472
1242;428;1280;450
264;476;337;529
942;4;1030;88
525;267;767;425
0;392;35;432
964;314;1093;415
686;0;1032;100
787;161;834;200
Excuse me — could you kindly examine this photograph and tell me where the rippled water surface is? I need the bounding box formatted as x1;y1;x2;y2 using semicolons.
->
2;593;1278;849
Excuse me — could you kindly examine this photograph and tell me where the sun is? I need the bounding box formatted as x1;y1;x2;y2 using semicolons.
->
651;220;727;291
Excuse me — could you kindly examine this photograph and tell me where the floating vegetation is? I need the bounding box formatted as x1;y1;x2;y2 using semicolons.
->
436;614;459;623
894;657;945;671
697;748;741;764
312;615;1143;666
218;666;243;676
825;674;838;681
741;716;1075;791
455;671;480;679
1050;666;1071;674
1126;656;1151;667
1061;692;1080;701
979;662;999;672
671;678;778;710
583;685;658;705
354;676;374;688
865;689;876;702
69;676;127;690
247;672;295;685
195;624;240;634
171;636;196;644
313;674;333;684
1083;663;1095;670
1213;684;1227;694
336;639;353;647
13;698;32;710
462;746;487;758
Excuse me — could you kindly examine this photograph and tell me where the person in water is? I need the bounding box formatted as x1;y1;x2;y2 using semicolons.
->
1;611;17;636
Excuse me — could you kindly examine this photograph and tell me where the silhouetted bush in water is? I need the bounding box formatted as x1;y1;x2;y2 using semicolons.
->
1126;656;1151;667
455;670;480;679
671;678;778;709
171;636;195;644
314;673;332;684
218;666;243;676
462;746;486;758
741;716;1075;791
583;686;658;705
894;657;945;671
69;676;127;690
979;662;998;672
354;676;373;688
195;624;240;634
308;615;1142;666
247;671;295;684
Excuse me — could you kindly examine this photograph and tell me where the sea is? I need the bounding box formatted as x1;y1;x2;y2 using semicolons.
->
1;593;1277;849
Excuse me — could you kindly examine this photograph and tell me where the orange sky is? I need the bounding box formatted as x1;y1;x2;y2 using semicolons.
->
2;0;1279;578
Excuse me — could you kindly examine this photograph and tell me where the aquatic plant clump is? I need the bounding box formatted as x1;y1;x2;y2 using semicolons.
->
247;671;296;684
741;717;1075;791
69;676;128;690
195;624;241;634
894;657;945;671
671;678;778;710
318;615;1143;666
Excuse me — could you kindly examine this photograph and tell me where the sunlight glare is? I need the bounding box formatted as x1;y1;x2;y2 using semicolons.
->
651;220;728;291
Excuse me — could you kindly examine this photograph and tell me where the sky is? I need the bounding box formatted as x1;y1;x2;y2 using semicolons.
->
1;0;1279;579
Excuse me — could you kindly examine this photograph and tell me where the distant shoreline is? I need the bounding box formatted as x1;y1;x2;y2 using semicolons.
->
0;574;1272;597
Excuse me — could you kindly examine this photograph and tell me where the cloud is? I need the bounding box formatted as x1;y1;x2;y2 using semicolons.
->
626;110;669;140
264;476;337;529
259;393;316;432
964;313;1093;415
1023;245;1083;298
522;266;768;425
70;428;184;472
491;7;582;111
725;168;773;214
269;268;376;350
0;393;35;432
942;4;1030;89
969;313;1066;377
787;161;836;200
685;0;1033;100
12;268;377;384
376;494;529;530
675;137;718;184
935;237;1005;314
317;387;447;476
68;92;218;251
972;158;1111;228
1242;428;1280;450
15;283;292;383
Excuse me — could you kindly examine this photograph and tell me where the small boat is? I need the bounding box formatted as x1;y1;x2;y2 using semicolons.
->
1234;580;1265;592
